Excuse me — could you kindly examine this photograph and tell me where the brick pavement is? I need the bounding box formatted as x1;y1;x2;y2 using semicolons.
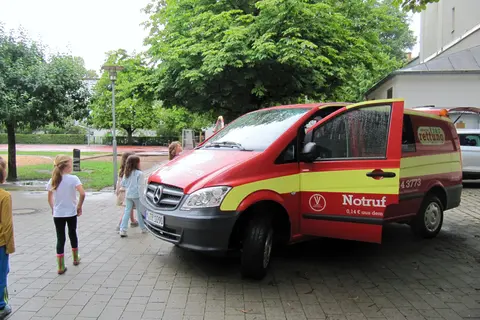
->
5;183;480;320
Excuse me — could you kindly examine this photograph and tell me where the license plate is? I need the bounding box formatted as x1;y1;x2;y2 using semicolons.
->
146;211;164;227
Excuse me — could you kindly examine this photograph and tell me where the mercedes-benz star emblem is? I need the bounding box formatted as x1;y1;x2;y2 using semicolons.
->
153;186;164;204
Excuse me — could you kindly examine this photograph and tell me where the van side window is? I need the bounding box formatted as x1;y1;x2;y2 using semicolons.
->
402;115;416;153
276;139;297;164
312;105;391;160
459;134;480;147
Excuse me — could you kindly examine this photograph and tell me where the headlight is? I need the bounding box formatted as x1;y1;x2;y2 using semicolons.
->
181;186;231;210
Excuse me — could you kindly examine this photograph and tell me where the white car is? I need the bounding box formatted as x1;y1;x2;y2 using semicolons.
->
457;128;480;180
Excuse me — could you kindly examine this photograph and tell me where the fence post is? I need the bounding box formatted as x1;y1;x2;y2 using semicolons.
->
73;149;81;172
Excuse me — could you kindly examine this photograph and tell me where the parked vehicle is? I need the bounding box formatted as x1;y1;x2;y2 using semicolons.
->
457;128;480;180
141;99;463;279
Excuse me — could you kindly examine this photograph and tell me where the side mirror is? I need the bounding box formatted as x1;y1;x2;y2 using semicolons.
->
301;142;319;163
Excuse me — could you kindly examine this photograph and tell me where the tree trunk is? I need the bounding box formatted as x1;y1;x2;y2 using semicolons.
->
126;128;134;145
6;121;17;181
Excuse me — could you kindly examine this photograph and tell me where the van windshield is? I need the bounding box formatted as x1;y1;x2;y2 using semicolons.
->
203;108;310;151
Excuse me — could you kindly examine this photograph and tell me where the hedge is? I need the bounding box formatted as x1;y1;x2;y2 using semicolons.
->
102;136;181;146
0;134;86;145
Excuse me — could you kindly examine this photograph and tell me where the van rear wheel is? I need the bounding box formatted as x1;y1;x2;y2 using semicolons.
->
240;214;274;280
411;194;444;239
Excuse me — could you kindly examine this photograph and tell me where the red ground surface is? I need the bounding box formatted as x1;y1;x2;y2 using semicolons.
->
2;154;168;168
0;144;168;152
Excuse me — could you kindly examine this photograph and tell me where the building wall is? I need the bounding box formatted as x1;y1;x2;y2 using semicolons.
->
366;73;480;108
420;0;480;62
436;29;480;58
365;77;398;101
366;73;480;129
393;74;480;109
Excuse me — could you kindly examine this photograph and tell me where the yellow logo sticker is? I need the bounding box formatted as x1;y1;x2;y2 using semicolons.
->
417;126;445;145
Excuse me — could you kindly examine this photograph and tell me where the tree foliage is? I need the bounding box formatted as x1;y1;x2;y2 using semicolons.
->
393;0;440;12
89;50;157;144
0;24;90;180
143;0;415;118
85;69;99;79
156;105;215;137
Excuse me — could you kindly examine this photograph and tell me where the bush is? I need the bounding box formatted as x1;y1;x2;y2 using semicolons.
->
0;134;86;144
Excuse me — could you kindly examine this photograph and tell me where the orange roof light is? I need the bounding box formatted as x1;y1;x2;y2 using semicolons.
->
439;109;449;117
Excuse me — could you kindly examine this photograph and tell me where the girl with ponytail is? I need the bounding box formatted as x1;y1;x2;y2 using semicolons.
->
46;155;85;274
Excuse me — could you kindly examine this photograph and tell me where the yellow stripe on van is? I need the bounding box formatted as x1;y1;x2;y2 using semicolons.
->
220;168;401;211
345;99;404;109
300;169;400;194
400;152;461;178
220;174;299;211
404;109;452;122
221;153;461;211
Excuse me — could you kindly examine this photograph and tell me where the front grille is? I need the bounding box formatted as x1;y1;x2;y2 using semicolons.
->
146;183;184;210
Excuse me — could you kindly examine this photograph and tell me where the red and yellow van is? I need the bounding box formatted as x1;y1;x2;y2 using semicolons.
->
142;99;462;279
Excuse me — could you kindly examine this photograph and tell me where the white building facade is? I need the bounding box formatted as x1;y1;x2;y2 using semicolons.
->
365;0;480;129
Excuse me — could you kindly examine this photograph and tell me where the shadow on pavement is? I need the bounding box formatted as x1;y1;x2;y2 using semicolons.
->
167;221;477;281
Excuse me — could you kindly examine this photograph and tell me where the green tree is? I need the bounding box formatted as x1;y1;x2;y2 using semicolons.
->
143;0;415;119
156;105;215;137
393;0;439;12
89;50;157;144
0;25;90;180
85;69;99;79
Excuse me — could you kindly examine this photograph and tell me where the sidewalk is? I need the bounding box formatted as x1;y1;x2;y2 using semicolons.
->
5;186;480;319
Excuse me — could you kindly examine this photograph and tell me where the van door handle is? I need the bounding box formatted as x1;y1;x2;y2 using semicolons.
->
366;170;396;178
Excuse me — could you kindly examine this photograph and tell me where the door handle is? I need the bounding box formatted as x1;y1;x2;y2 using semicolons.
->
366;170;396;178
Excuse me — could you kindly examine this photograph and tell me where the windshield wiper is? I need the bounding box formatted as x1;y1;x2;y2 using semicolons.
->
204;141;250;151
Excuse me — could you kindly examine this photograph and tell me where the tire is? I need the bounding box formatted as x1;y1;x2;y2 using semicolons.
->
411;194;444;239
240;214;274;280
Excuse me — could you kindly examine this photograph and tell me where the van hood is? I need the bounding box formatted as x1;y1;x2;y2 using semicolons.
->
147;149;260;192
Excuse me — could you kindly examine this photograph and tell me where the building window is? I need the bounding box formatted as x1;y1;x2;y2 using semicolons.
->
387;87;393;99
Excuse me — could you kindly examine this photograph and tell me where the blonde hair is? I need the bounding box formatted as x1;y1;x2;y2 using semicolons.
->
51;155;72;190
168;141;181;160
0;156;6;183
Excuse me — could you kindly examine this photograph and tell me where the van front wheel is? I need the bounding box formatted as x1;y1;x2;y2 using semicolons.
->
240;215;274;280
412;194;444;239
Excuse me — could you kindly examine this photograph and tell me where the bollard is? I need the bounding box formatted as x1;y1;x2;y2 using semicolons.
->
73;149;81;172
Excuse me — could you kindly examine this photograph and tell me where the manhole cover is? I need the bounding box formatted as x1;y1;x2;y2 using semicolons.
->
13;208;37;215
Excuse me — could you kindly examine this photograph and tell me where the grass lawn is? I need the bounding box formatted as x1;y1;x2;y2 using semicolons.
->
16;161;113;191
0;151;108;157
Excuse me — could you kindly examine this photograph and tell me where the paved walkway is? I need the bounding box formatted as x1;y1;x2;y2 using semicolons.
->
5;183;480;320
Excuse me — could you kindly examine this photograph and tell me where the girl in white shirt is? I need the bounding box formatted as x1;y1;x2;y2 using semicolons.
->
46;155;85;274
